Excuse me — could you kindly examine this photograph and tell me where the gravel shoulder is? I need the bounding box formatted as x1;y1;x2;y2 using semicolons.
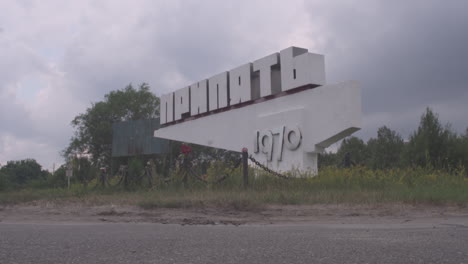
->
1;202;467;227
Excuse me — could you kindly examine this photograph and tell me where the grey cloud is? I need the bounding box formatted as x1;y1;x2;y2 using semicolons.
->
1;0;467;168
0;94;33;138
60;0;306;102
0;36;48;88
0;32;73;153
304;1;468;138
60;2;247;103
0;35;44;138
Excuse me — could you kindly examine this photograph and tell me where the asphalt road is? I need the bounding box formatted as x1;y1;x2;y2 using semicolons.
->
0;222;467;264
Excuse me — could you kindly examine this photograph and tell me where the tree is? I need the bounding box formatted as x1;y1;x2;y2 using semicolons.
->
318;151;338;168
337;137;369;166
63;83;160;168
47;165;68;188
0;159;49;188
367;126;404;169
404;108;452;170
0;171;10;191
73;157;95;187
463;128;468;169
445;126;468;171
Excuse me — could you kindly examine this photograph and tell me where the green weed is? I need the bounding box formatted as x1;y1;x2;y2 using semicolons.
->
1;167;467;208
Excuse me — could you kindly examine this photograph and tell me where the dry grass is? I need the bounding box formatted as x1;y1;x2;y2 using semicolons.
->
1;167;467;210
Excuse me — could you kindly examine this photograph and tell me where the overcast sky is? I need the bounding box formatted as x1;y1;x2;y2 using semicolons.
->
0;0;467;169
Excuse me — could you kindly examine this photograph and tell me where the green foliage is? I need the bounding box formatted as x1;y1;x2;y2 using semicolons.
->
0;159;49;189
47;165;68;188
2;166;467;207
321;108;466;172
166;142;241;173
127;158;145;187
73;157;95;187
404;108;465;171
0;171;11;191
445;131;467;171
367;126;404;169
63;83;159;167
318;151;338;168
337;137;369;166
404;108;447;168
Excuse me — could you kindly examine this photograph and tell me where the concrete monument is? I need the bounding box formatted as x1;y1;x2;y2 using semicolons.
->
154;47;361;175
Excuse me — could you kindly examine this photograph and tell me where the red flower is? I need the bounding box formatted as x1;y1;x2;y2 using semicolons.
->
180;144;192;155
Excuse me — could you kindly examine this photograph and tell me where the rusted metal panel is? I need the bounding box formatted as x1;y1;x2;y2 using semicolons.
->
112;118;170;157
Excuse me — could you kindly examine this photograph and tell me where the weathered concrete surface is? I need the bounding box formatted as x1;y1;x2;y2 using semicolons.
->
1;221;467;264
155;81;361;174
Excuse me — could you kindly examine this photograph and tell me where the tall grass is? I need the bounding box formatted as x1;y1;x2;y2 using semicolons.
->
1;166;467;208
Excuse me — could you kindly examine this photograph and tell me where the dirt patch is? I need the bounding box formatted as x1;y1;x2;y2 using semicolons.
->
96;209;130;217
0;202;467;226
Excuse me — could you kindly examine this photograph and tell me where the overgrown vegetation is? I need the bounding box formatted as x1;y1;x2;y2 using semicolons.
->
63;83;160;168
319;108;468;172
1;166;467;208
0;85;467;208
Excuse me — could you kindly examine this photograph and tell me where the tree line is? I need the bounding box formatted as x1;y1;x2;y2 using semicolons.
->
1;84;467;191
320;108;468;172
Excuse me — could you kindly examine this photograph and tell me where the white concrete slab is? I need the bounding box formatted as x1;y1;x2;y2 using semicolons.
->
154;81;361;174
